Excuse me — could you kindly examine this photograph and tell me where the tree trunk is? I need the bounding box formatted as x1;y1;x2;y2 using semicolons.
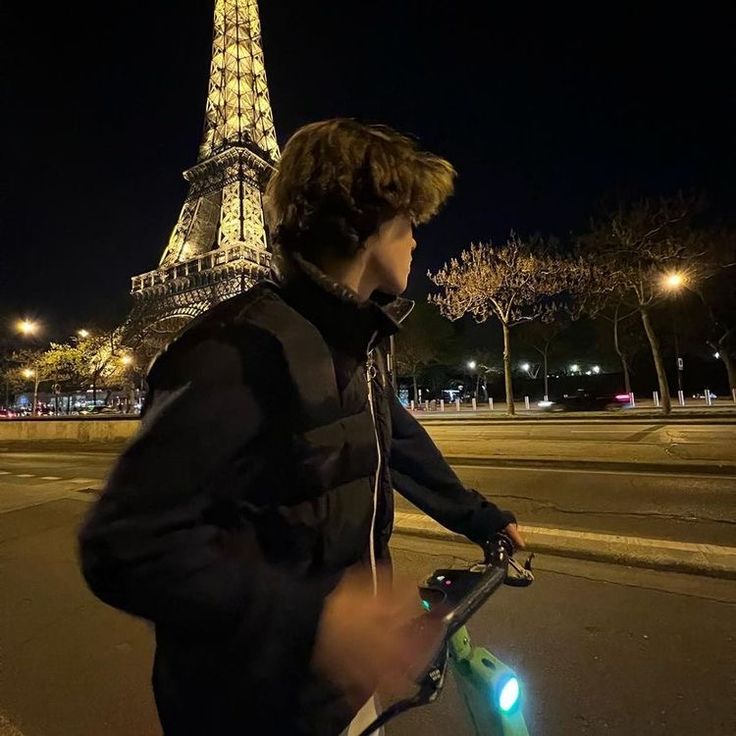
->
475;372;481;399
543;345;549;400
502;321;515;416
412;373;418;404
720;352;736;398
613;305;632;396
640;306;671;414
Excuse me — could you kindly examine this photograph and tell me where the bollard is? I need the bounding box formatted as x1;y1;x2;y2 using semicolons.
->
425;400;429;411
732;388;736;404
705;389;712;407
488;398;494;411
472;398;477;411
410;400;415;411
524;396;530;410
629;392;636;408
456;398;461;412
440;399;445;412
678;390;685;407
653;391;660;407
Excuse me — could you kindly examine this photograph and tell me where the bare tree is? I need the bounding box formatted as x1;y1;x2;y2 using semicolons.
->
394;302;456;402
578;195;709;414
517;316;570;400
695;232;736;397
428;233;585;415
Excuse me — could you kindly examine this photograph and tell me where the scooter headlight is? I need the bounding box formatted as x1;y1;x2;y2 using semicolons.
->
497;675;520;712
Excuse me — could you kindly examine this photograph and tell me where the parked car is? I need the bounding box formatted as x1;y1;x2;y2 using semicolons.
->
0;409;16;419
537;389;631;412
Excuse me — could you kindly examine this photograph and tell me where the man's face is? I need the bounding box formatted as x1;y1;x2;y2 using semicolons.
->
364;214;416;295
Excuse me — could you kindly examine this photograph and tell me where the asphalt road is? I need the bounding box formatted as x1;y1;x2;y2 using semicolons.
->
1;431;734;546
0;498;734;736
419;419;736;469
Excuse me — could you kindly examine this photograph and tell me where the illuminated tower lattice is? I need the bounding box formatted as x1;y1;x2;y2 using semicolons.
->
127;0;279;343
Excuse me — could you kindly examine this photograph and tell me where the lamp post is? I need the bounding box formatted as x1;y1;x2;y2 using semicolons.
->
662;272;685;395
23;367;40;415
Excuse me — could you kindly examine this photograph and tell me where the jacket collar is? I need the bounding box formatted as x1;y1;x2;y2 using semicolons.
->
269;250;414;356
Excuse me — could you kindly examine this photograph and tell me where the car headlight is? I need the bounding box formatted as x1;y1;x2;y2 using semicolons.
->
537;400;554;408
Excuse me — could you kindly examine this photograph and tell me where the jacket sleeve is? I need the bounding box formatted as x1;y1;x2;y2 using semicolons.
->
78;337;338;683
388;391;515;545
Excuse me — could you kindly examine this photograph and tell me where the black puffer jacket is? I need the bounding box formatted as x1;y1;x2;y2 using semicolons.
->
78;253;515;736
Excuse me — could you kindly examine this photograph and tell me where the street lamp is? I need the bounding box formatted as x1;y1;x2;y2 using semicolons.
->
77;329;90;338
569;364;579;374
520;363;530;373
467;360;477;371
17;319;38;337
592;365;600;374
121;354;133;366
22;368;39;415
662;272;685;291
662;271;686;394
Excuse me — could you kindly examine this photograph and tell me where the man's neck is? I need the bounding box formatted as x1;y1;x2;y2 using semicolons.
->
313;252;377;303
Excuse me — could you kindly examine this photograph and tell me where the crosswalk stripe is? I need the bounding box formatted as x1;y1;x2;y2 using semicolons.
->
15;473;35;478
69;477;98;484
40;476;62;480
0;470;10;475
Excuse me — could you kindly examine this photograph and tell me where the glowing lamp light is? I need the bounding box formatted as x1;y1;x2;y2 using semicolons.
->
78;329;90;338
23;368;35;379
569;364;579;373
497;676;521;712
663;272;684;290
18;319;37;336
592;365;601;374
714;352;720;359
467;360;477;370
521;363;530;372
121;355;133;366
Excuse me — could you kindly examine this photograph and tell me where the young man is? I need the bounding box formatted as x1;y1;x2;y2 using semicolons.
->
79;119;523;736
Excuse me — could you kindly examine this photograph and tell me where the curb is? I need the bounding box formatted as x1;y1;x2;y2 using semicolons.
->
393;511;736;580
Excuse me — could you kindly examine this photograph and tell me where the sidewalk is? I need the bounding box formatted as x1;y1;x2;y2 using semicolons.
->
394;511;736;579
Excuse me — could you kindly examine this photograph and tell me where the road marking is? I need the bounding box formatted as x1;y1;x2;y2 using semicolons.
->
15;473;35;478
0;470;10;475
68;477;98;484
40;475;62;480
394;511;736;557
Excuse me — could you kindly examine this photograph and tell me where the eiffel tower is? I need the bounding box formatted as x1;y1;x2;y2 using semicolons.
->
126;0;279;346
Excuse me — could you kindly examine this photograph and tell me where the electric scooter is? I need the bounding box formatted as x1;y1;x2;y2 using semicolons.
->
358;534;534;736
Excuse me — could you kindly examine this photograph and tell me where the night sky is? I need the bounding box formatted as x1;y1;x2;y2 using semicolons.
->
2;1;734;339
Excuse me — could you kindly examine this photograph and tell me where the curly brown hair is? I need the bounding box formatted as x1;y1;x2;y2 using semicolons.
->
264;118;455;260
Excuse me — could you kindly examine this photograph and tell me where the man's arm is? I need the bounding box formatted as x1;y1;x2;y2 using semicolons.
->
388;391;515;545
79;336;337;687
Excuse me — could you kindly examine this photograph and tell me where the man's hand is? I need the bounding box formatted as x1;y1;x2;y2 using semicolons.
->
311;567;446;710
503;522;526;551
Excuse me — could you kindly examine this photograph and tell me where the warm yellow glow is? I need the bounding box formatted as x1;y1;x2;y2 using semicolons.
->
18;319;38;336
78;329;90;338
663;272;685;290
121;355;133;366
23;368;35;378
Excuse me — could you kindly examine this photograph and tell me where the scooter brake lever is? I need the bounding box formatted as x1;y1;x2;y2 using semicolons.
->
504;554;535;586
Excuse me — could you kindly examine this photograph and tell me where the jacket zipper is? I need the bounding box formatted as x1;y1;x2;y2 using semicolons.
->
366;352;380;594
